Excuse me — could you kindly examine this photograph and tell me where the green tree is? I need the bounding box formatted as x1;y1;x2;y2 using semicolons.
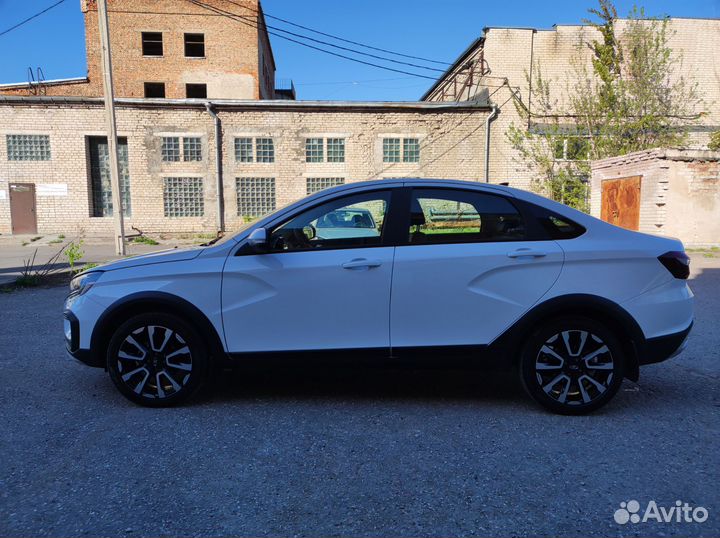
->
508;0;704;211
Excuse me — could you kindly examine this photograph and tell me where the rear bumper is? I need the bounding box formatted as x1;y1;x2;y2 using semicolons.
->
638;321;693;366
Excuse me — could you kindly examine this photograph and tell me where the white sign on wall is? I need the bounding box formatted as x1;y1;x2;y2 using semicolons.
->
37;183;68;197
0;190;6;200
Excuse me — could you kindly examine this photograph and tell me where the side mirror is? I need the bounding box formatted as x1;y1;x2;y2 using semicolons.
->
247;227;268;250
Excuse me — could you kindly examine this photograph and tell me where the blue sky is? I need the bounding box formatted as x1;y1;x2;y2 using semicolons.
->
0;0;718;101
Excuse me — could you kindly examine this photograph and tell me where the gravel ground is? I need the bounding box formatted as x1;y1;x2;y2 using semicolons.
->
0;255;718;537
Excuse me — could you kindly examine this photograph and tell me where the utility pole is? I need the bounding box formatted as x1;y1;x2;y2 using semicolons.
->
97;0;126;255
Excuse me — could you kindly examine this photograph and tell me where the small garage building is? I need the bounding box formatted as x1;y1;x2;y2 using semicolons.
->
590;148;720;248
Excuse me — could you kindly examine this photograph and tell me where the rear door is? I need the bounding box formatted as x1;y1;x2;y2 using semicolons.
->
390;187;564;349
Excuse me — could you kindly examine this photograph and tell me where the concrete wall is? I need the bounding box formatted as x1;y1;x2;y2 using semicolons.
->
0;99;489;236
591;149;720;247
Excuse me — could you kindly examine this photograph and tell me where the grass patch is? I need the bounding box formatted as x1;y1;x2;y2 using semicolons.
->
30;236;42;242
49;239;63;244
21;241;29;247
14;275;41;287
58;234;65;240
130;235;160;245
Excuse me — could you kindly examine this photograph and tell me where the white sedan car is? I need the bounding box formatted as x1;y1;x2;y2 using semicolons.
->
63;180;693;414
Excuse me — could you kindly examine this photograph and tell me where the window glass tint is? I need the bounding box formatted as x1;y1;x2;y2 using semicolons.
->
529;204;586;239
269;191;390;252
409;189;525;244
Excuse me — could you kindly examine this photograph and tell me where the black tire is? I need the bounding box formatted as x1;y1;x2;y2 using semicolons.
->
106;312;210;407
519;317;625;415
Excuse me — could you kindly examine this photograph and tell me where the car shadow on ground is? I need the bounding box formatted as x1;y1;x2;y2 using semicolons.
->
207;365;527;406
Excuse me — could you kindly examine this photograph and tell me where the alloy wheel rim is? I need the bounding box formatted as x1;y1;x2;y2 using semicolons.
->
116;325;193;399
534;330;615;406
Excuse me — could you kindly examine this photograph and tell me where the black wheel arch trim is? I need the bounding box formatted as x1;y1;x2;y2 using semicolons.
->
89;291;227;368
487;293;645;381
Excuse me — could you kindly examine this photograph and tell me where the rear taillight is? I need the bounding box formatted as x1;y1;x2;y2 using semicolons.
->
658;251;690;279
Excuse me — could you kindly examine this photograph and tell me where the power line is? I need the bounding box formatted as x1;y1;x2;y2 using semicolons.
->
0;0;67;38
221;0;451;67
208;0;445;73
187;0;439;81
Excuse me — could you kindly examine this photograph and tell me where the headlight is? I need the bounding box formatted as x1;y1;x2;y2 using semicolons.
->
69;271;103;296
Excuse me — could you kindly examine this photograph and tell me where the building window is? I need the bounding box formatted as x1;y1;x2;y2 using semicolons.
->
306;177;344;195
186;83;207;99
161;136;202;162
144;82;165;98
183;137;202;162
305;138;324;162
236;177;276;217
6;134;51;161
327;138;345;163
553;137;590;161
184;33;205;58
161;137;181;162
88;136;131;217
403;138;420;163
255;138;275;163
234;137;274;163
163;177;204;217
383;137;420;163
141;32;163;56
235;137;254;163
382;138;401;163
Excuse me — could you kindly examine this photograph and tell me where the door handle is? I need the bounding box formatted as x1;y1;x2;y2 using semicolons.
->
507;248;547;259
342;258;382;269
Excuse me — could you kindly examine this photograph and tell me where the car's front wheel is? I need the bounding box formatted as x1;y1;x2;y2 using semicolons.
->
519;317;625;415
106;312;209;407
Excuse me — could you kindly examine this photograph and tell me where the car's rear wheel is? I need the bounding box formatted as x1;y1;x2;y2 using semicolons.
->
106;312;209;407
519;317;625;415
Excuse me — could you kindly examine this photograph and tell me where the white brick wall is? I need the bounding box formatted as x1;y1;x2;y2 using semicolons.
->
0;100;490;235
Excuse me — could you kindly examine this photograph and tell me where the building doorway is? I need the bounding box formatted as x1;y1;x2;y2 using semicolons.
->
9;183;38;234
601;176;641;231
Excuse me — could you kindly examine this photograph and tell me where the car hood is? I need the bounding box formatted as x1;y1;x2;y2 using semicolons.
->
98;246;205;272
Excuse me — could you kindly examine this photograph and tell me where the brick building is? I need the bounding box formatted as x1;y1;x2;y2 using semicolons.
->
590;148;720;247
0;97;490;235
423;18;720;190
0;0;279;100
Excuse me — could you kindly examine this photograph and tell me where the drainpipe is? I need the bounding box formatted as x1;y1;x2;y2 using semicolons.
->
484;104;499;183
205;101;225;232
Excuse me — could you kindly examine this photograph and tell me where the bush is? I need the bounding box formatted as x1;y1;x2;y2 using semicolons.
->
709;131;720;151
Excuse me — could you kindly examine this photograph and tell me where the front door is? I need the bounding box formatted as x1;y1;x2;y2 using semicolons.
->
601;176;641;231
390;187;564;349
9;183;37;235
222;189;396;353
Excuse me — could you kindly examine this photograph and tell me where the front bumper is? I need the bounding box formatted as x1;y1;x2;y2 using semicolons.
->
638;321;693;366
63;310;103;368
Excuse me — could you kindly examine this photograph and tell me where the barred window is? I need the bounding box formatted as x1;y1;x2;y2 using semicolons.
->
307;177;344;195
382;138;401;163
327;138;345;163
236;177;276;217
6;135;51;161
163;177;204;217
183;137;202;162
235;137;254;162
305;138;324;163
256;138;275;163
403;138;420;163
161;137;180;162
